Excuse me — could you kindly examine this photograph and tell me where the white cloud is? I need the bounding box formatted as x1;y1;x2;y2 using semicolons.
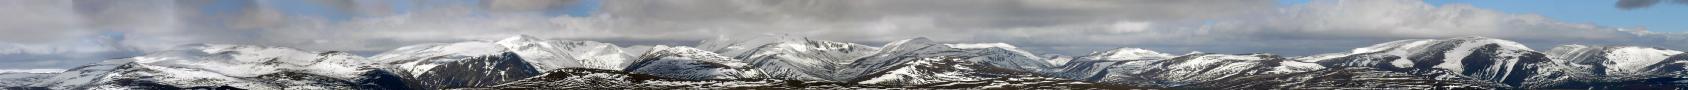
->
1214;0;1631;39
0;69;66;73
0;0;87;43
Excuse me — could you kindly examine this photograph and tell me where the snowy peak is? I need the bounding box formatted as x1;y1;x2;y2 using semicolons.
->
623;45;758;80
492;35;634;71
133;44;374;79
22;44;399;90
944;43;1046;60
1138;53;1286;85
1174;53;1279;61
695;35;879;64
373;41;510;75
1544;45;1686;76
694;36;881;81
372;41;542;90
697;35;830;55
1045;52;1300;88
26;59;132;89
1043;54;1075;66
1084;47;1175;61
1310;36;1554;87
881;37;938;51
374;41;510;65
1547;45;1684;61
1316;36;1547;69
635;46;745;67
1351;36;1533;55
834;38;948;80
378;35;636;72
840;38;1057;85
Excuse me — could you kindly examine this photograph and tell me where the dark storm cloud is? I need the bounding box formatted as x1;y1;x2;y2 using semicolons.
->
1618;0;1661;10
1616;0;1688;10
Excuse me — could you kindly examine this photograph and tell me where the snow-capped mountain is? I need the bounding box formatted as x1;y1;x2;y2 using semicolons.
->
1178;67;1509;89
24;44;405;90
0;72;54;89
1044;47;1170;81
1104;53;1301;87
1530;45;1688;89
370;35;639;89
1545;45;1686;77
490;68;1133;89
496;35;635;71
1304;36;1553;87
1043;54;1075;66
835;38;1057;85
622;45;762;80
371;41;542;90
628;37;1085;87
0;69;63;89
492;68;785;89
695;36;880;81
23;59;131;89
1047;47;1329;88
1082;47;1176;61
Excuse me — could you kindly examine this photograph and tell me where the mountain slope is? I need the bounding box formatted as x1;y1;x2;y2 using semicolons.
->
835;38;1057;85
491;68;1141;89
491;68;785;89
622;45;761;80
696;36;880;81
495;35;635;71
1544;45;1685;77
1307;37;1553;87
371;35;639;89
1081;47;1175;61
23;59;131;89
25;44;403;90
1177;67;1509;89
1532;45;1688;89
1097;53;1308;87
371;41;540;90
1046;47;1183;82
0;72;54;89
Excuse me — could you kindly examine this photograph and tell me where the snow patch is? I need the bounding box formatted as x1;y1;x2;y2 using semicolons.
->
1085;47;1175;60
1603;47;1685;74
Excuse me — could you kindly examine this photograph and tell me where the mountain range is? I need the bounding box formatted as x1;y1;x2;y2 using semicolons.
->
2;35;1685;89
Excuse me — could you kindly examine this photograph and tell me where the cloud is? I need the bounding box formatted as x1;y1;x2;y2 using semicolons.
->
1619;0;1663;10
0;32;141;69
1228;0;1631;39
217;0;1282;52
0;0;86;43
1616;0;1688;10
920;0;1687;55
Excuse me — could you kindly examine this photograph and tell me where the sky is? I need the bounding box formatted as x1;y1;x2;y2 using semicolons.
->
1;0;1686;69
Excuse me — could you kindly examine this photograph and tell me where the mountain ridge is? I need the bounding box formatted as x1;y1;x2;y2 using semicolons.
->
4;35;1686;89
